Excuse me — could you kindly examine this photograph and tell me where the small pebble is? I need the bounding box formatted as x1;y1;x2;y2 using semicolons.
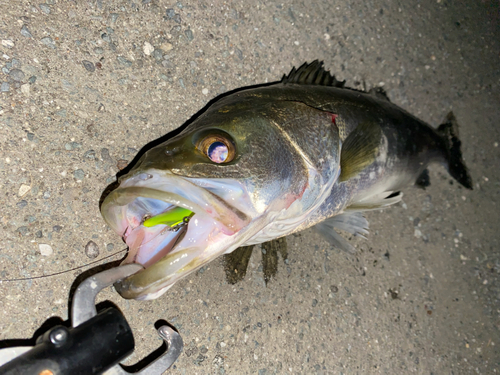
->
106;243;114;252
202;88;208;95
117;159;128;170
16;200;28;208
110;13;119;23
18;184;31;197
0;82;9;92
21;25;33;38
152;49;163;61
117;56;132;67
53;225;62;232
143;42;154;56
21;84;30;96
41;37;55;48
85;240;99;259
100;148;113;164
11;59;21;68
39;4;51;14
101;33;111;43
166;8;176;18
39;244;53;256
82;60;95;72
9;69;25;82
83;150;96;159
1;40;14;48
74;169;85;180
185;29;194;41
160;42;173;52
17;226;29;236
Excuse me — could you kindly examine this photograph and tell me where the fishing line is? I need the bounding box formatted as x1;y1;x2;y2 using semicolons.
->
0;248;127;282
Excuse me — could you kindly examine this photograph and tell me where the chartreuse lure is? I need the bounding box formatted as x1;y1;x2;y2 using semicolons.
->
143;207;193;228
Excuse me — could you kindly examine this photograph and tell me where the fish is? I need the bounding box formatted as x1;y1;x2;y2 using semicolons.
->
101;61;472;300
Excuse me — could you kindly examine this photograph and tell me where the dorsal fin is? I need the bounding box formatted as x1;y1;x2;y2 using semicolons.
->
368;86;391;102
281;60;345;87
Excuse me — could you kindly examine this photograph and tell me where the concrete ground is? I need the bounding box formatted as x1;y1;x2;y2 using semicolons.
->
0;0;499;373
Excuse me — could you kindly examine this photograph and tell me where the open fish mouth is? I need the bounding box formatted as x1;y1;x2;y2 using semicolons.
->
101;170;251;300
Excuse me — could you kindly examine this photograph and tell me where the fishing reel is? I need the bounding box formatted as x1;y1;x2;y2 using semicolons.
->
0;264;183;375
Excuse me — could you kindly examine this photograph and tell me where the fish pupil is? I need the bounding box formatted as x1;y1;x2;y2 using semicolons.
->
207;141;228;163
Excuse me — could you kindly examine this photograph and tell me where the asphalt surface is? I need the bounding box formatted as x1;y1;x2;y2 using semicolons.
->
0;0;499;373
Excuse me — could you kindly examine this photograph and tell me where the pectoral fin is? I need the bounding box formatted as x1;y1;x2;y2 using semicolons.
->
339;122;382;182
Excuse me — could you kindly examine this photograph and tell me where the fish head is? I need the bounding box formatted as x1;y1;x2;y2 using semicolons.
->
101;97;341;299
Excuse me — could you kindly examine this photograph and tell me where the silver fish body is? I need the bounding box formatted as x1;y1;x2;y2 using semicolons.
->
101;61;471;300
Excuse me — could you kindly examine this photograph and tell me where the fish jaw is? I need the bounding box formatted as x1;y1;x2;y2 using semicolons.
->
101;170;257;299
115;215;240;300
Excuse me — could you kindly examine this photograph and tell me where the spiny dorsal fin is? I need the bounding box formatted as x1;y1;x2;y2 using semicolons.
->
368;86;391;102
281;60;345;87
339;121;382;182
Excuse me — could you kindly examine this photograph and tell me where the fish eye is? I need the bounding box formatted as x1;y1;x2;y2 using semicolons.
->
207;141;228;163
198;135;235;164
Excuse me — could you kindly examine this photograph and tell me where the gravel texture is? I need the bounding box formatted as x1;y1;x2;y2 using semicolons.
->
0;1;499;374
